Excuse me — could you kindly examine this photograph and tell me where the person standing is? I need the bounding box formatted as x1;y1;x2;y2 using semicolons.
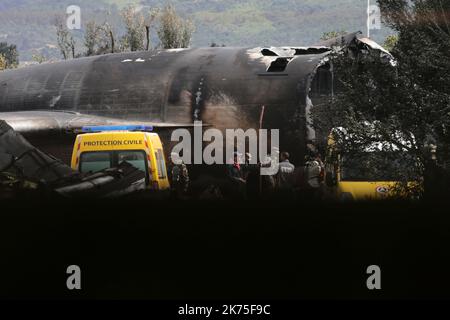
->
242;152;259;200
274;152;296;201
170;153;189;199
226;152;246;199
276;152;296;189
303;150;325;200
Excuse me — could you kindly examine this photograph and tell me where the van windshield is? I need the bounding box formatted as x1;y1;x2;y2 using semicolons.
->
80;152;111;173
341;151;418;182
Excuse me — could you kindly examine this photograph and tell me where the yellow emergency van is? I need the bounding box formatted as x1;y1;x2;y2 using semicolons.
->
71;125;170;190
324;128;419;201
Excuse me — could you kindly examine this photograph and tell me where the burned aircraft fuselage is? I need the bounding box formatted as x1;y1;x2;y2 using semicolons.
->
0;46;332;165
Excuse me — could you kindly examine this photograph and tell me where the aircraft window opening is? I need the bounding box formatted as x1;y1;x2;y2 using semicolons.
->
267;57;292;72
261;48;278;56
311;67;333;96
293;48;330;55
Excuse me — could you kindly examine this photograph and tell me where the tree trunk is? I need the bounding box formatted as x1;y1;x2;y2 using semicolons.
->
110;31;115;53
146;26;150;51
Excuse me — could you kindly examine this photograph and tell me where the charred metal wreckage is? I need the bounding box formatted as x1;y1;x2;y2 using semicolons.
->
0;120;146;198
0;32;392;196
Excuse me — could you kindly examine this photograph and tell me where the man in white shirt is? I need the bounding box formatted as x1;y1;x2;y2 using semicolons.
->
276;152;295;190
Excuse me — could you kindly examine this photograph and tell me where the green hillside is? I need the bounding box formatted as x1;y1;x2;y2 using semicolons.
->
0;0;391;62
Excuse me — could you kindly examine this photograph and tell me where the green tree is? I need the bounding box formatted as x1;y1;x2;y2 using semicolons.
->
32;52;47;64
97;20;117;54
84;21;100;56
0;54;6;70
54;16;76;59
320;30;347;41
157;4;195;49
383;34;398;51
120;5;146;52
312;0;450;198
0;42;19;68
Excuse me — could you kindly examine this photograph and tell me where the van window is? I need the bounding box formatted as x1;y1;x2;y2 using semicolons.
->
80;152;111;173
341;151;418;182
118;151;147;173
79;150;148;175
155;149;167;179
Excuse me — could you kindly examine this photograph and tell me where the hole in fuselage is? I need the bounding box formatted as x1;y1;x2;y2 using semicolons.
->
293;47;330;55
261;48;278;56
267;57;292;72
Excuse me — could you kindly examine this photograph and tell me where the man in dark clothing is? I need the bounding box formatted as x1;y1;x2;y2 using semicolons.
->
170;153;189;199
260;155;276;198
226;152;246;199
241;153;253;180
423;145;450;201
227;153;245;181
242;152;259;200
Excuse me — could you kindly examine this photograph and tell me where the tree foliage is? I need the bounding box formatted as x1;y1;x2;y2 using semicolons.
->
54;16;76;60
0;54;6;71
119;5;159;52
54;3;194;58
157;4;195;49
312;0;450;198
320;30;347;41
120;4;147;52
31;52;47;64
0;42;19;68
382;34;398;51
84;21;101;56
84;17;117;56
